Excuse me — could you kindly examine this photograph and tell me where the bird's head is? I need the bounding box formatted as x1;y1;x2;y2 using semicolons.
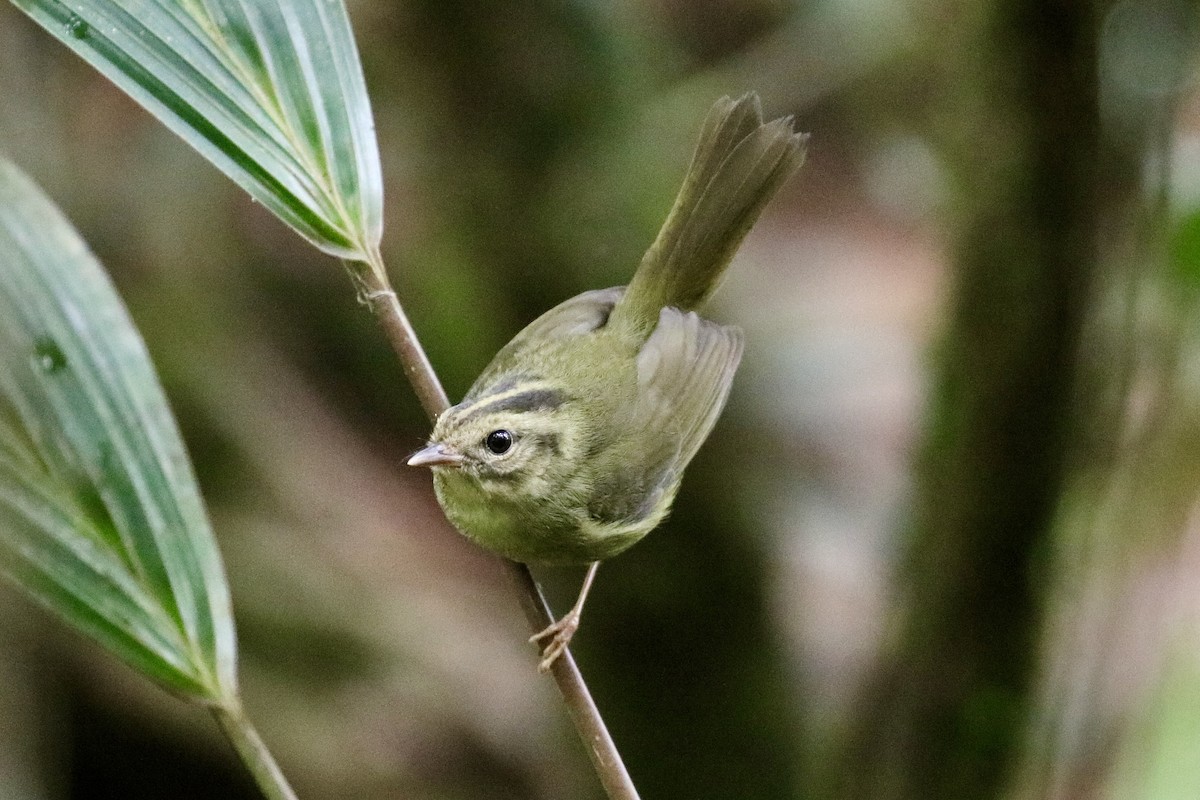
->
408;383;577;501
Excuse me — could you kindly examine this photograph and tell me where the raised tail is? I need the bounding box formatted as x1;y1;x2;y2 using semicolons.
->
609;93;807;334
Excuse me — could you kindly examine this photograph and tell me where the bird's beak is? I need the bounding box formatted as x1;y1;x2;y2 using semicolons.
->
407;443;465;468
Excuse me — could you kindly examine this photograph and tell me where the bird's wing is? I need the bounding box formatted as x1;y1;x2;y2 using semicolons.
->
586;308;742;527
508;287;625;344
467;287;624;397
620;307;743;507
635;307;743;468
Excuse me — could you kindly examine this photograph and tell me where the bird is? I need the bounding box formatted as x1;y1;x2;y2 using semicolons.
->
409;93;806;671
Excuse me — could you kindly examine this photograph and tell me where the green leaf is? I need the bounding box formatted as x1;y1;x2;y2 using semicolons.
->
0;158;236;702
11;0;383;263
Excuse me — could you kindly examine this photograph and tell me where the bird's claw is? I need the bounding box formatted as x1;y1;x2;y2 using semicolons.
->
529;611;580;673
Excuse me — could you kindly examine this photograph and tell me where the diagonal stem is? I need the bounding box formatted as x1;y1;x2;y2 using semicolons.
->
212;703;298;800
346;258;640;800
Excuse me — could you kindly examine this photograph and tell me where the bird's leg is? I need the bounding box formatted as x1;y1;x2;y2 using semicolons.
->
530;561;600;673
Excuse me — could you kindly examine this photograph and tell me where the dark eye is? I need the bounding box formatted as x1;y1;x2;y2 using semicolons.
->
484;429;513;455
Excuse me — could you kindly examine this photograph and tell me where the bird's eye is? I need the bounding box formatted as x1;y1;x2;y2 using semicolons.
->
484;429;513;455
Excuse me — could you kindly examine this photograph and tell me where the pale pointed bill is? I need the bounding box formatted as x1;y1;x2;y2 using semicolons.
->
408;443;464;467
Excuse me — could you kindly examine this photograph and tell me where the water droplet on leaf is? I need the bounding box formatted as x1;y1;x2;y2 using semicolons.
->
33;338;67;374
66;15;89;39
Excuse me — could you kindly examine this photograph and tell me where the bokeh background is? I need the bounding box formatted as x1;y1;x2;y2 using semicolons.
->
2;0;1200;798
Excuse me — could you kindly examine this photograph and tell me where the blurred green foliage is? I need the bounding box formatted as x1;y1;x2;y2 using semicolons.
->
1170;211;1200;287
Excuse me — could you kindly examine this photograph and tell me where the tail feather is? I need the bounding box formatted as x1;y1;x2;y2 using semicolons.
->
611;94;807;334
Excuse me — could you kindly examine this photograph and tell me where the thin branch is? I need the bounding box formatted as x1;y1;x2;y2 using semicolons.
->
347;259;450;417
506;561;638;799
347;258;640;800
212;703;298;800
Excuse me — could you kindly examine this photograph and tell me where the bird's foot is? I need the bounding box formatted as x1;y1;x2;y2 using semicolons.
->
529;610;581;673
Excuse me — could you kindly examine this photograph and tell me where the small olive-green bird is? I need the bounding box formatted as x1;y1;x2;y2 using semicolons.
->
410;94;806;671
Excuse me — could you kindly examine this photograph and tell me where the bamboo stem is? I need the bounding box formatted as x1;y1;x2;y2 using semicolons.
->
348;258;640;800
212;703;298;800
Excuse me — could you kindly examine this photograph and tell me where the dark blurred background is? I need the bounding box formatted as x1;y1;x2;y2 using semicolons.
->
2;0;1200;798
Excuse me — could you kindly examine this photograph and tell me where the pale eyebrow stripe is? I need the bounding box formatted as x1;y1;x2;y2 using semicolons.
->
458;387;569;421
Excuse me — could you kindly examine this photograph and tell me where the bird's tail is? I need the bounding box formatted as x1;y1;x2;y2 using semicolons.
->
609;94;807;334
